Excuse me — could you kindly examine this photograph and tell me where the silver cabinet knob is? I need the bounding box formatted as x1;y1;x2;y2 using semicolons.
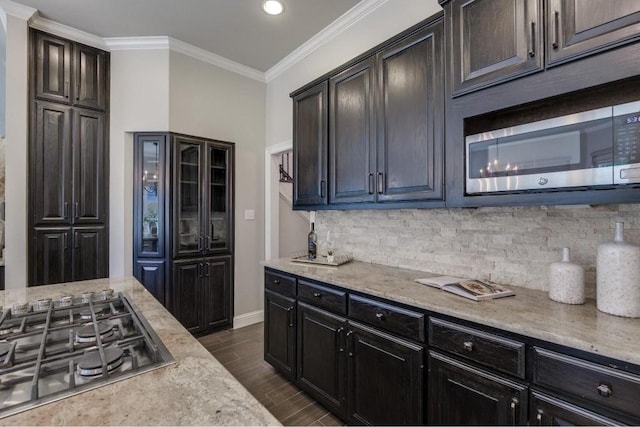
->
538;177;549;185
463;341;474;351
597;383;612;397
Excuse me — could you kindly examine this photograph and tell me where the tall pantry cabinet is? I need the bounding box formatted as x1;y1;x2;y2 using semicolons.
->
28;29;109;286
133;133;235;335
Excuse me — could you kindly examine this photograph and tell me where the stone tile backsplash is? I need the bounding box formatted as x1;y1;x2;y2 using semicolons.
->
316;204;640;298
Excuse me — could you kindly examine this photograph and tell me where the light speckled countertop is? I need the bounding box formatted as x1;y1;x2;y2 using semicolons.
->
265;259;640;366
0;277;280;426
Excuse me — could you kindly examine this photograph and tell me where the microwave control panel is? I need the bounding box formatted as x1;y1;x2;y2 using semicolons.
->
613;101;640;184
614;105;640;166
614;113;640;165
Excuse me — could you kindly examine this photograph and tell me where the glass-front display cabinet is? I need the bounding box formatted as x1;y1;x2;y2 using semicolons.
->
173;135;233;257
135;135;166;257
133;132;235;327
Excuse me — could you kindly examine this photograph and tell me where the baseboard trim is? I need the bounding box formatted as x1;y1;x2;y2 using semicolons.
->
233;310;264;329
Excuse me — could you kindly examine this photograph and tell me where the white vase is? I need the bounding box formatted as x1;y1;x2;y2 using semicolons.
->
549;248;585;304
597;222;640;318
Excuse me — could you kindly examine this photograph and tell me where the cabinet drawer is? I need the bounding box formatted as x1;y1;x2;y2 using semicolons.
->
298;280;347;315
429;318;525;379
533;348;640;418
265;270;296;298
348;294;425;342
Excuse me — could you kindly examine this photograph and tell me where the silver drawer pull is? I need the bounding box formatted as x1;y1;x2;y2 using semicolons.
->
273;279;280;285
375;312;384;320
313;292;321;298
597;383;612;397
463;341;474;352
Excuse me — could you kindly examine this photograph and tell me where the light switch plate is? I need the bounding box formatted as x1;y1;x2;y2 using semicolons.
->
244;209;255;220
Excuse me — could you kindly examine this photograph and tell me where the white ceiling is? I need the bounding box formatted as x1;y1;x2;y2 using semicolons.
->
9;0;362;72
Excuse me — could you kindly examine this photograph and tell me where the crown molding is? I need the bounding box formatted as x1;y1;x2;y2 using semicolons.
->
264;0;389;82
104;36;170;51
103;36;265;83
5;0;389;85
168;37;265;83
29;15;107;49
0;0;36;20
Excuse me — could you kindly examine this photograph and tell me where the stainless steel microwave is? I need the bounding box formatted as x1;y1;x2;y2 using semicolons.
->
465;100;640;194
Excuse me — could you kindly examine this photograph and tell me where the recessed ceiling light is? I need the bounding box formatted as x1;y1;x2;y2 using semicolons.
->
262;0;284;15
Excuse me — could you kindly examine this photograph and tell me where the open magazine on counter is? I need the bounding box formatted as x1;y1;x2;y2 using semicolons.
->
415;276;515;301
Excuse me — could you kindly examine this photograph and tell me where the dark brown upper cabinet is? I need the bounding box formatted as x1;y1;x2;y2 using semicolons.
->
33;30;108;111
73;108;107;224
329;22;444;205
329;57;376;205
447;0;543;96
34;32;72;105
74;44;108;110
546;0;640;67
31;101;72;226
377;23;444;202
293;15;444;210
31;102;107;227
293;81;328;208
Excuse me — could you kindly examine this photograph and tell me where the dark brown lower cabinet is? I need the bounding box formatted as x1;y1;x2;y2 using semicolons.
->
31;227;72;285
296;302;423;425
172;259;200;333
72;227;107;281
530;390;621;426
428;351;528;425
264;290;296;381
297;302;347;418
31;226;107;286
347;322;424;426
134;260;165;305
171;255;231;335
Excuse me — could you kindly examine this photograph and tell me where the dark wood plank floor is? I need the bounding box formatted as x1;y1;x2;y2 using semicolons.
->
198;322;343;426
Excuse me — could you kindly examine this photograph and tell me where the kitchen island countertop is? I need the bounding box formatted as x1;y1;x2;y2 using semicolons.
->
264;258;640;367
0;277;280;426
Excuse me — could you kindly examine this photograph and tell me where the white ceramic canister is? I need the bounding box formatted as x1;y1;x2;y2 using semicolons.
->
549;247;585;304
596;221;640;318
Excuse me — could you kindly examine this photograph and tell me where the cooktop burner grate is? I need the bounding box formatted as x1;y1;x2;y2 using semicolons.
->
0;292;174;418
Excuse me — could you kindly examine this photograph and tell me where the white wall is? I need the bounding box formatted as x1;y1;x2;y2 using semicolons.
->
278;195;308;257
169;51;266;318
109;49;170;278
0;16;6;137
4;12;30;288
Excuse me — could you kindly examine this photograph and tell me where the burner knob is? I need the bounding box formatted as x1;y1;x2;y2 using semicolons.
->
59;295;74;307
34;298;53;311
12;302;31;315
100;289;115;300
81;291;95;303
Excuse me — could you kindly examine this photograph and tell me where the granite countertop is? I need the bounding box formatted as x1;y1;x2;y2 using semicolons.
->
264;259;640;367
0;277;280;426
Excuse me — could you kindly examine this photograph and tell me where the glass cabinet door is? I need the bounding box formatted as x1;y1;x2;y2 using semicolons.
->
135;134;166;257
205;142;231;253
175;139;202;256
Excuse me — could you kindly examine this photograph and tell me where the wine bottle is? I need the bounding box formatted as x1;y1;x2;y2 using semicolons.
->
307;222;317;260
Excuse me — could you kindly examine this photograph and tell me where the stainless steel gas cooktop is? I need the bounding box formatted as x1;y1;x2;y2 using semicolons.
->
0;290;174;418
